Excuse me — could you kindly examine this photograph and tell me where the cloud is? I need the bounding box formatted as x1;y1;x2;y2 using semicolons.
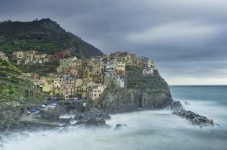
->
0;0;227;85
126;21;224;45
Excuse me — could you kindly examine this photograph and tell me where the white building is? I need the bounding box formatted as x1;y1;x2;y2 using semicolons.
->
117;76;125;88
143;68;154;76
0;51;8;61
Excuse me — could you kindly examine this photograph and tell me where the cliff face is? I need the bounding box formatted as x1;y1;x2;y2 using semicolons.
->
95;66;172;113
0;103;21;131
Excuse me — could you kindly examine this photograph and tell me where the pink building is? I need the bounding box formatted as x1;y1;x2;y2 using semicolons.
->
89;85;106;100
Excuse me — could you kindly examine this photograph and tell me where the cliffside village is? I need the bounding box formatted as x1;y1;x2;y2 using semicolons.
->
1;50;155;101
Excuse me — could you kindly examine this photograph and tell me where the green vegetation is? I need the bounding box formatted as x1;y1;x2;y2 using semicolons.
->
0;59;24;102
126;66;168;92
0;18;103;58
0;58;21;83
0;83;24;102
15;61;59;75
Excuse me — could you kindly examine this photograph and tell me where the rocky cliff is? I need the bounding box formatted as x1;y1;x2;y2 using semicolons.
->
0;103;22;131
95;66;172;113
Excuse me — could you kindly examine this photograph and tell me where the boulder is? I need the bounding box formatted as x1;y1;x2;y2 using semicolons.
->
74;113;87;121
185;101;190;105
174;109;214;126
0;105;21;131
115;124;127;130
76;118;110;128
171;101;183;112
38;110;60;121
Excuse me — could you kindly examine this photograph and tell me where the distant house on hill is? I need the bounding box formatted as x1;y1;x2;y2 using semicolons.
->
0;51;8;61
143;68;154;76
49;52;64;62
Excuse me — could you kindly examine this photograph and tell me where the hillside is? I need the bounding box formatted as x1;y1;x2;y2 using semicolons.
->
0;58;21;81
0;18;103;59
0;58;23;102
95;66;172;113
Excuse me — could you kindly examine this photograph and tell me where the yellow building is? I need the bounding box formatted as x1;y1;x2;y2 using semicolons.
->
75;79;83;87
83;68;93;82
25;50;36;61
42;82;52;94
125;54;133;66
92;63;103;74
75;59;82;70
13;51;25;60
115;59;125;71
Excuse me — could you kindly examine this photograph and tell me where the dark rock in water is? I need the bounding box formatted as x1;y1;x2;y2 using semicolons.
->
174;109;214;127
73;108;111;128
85;118;105;126
76;118;110;128
115;124;127;130
171;101;183;112
185;101;190;105
74;113;87;121
39;110;60;121
74;108;111;121
58;118;72;124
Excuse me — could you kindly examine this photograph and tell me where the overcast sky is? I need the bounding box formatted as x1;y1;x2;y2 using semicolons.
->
1;0;227;85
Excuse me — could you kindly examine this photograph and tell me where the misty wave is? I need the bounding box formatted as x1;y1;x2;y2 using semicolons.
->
1;104;227;150
2;86;227;150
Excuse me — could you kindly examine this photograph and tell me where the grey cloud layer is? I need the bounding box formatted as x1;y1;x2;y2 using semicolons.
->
0;0;227;81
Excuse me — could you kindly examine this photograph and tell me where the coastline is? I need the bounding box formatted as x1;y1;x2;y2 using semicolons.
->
0;98;215;133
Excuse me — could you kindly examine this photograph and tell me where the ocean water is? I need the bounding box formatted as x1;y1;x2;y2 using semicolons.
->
1;86;227;150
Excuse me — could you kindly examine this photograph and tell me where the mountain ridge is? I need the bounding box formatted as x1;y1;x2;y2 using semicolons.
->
0;18;103;59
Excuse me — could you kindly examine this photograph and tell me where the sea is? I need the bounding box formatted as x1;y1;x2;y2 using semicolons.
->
0;86;227;150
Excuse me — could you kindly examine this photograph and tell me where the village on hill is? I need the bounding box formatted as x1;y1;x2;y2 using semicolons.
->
0;50;155;101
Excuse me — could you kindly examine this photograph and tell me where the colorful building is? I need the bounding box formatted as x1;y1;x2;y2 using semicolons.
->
89;84;107;100
60;79;76;99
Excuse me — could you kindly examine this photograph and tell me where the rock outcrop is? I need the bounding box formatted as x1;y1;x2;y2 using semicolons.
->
115;124;127;130
174;109;214;126
171;101;214;127
73;108;111;128
95;66;172;113
75;118;110;128
74;108;111;121
171;101;183;112
0;103;22;131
